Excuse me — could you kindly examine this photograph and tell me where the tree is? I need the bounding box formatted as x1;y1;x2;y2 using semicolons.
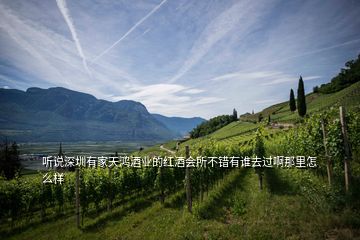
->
289;89;296;112
232;108;238;121
253;129;265;190
258;113;263;123
313;86;319;93
190;115;235;138
297;76;307;117
58;142;63;157
318;55;360;93
0;140;21;180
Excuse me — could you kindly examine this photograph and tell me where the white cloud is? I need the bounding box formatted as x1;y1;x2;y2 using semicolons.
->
168;0;270;83
0;3;137;98
91;0;167;63
183;88;205;94
112;83;222;117
0;74;29;89
262;75;321;86
56;0;92;77
208;70;321;87
211;71;280;82
303;76;321;81
195;97;225;105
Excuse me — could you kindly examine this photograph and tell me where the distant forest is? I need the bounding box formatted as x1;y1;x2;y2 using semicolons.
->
315;54;360;93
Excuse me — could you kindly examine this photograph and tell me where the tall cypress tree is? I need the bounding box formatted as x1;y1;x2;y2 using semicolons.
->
289;89;296;112
232;108;238;121
297;76;307;117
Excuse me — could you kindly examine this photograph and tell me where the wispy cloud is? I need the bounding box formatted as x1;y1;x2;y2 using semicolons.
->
1;0;359;118
91;0;167;64
113;83;223;116
248;38;360;71
0;3;135;98
0;74;29;89
209;70;321;86
303;76;322;81
142;28;151;36
184;88;205;94
168;0;270;83
262;74;321;86
0;5;66;85
211;71;280;82
56;0;91;77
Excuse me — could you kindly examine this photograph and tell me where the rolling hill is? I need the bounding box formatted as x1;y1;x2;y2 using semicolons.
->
0;87;202;142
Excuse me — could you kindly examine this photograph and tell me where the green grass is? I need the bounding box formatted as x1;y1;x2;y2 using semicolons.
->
209;121;260;140
5;167;358;240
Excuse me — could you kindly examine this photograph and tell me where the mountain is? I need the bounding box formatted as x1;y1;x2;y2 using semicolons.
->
0;87;180;142
152;114;205;137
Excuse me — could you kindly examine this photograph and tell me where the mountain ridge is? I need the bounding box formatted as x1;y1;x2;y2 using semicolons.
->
0;87;203;142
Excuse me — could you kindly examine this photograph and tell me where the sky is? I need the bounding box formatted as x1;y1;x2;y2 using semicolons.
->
0;0;359;119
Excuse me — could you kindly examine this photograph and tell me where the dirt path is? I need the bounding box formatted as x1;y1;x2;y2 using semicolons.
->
159;145;176;155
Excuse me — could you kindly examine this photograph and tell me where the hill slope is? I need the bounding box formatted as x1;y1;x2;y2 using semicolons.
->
240;81;360;123
152;114;205;137
146;81;360;155
0;87;177;142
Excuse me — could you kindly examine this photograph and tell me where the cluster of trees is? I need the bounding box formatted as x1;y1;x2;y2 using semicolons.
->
190;111;238;138
0;140;21;180
314;54;360;94
289;76;307;117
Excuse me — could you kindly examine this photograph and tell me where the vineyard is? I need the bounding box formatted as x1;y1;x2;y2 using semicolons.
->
0;103;360;239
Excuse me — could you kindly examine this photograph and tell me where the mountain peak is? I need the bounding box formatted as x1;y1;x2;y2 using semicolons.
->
0;87;176;142
0;86;204;142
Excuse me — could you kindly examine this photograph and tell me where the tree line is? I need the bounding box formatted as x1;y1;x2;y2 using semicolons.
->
190;111;238;138
314;54;360;94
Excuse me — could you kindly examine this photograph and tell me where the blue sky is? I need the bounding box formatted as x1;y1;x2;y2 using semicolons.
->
0;0;359;118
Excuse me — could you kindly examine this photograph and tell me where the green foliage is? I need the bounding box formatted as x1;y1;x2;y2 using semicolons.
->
273;107;360;185
193;170;243;219
0;141;21;180
297;76;307;117
190;115;236;138
318;54;360;93
253;128;265;159
289;88;296;112
0;165;179;226
313;85;319;93
253;128;265;190
232;108;238;121
154;167;174;203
